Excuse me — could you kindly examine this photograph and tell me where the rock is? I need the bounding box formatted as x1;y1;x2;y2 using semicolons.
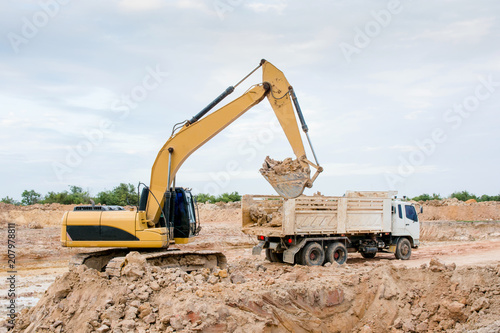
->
217;269;228;278
143;313;156;324
102;306;123;322
208;276;219;284
393;317;402;329
124;306;138;320
120;320;136;330
402;320;415;332
230;274;246;284
471;297;490;312
429;258;446;272
150;281;161;291
416;321;428;332
96;324;111;333
169;316;184;331
447;301;464;313
445;263;457;271
53;281;72;300
138;303;152;319
196;289;204;297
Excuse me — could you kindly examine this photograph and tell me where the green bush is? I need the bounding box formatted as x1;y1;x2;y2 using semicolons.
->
412;193;442;201
194;192;241;204
1;196;20;205
450;191;478;202
21;190;41;205
95;183;138;206
479;194;500;202
43;186;90;204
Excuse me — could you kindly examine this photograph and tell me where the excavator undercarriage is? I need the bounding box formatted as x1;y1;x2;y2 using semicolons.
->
70;248;227;277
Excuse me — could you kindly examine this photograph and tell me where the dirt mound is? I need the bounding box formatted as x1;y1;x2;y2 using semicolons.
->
11;255;500;333
0;204;74;228
418;200;500;221
420;221;500;242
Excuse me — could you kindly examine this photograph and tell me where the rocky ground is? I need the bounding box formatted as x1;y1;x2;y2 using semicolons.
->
0;200;499;332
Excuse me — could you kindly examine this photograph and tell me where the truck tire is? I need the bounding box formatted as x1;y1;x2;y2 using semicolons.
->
395;238;411;260
265;249;283;263
326;242;347;265
300;242;325;266
361;252;376;259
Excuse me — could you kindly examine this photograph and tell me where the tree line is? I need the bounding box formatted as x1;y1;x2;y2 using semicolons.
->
412;191;500;202
0;185;242;206
1;187;496;206
1;184;139;206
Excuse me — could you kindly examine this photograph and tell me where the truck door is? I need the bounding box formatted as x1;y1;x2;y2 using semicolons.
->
391;203;407;236
403;204;420;242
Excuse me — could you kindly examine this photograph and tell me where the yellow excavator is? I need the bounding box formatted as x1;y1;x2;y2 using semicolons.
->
61;59;322;275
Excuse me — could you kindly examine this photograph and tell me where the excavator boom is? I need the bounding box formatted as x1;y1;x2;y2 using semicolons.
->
145;60;321;224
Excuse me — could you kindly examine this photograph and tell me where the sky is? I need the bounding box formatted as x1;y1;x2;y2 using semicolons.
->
1;0;499;201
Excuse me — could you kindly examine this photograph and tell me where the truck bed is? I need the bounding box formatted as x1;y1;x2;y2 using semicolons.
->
242;192;394;237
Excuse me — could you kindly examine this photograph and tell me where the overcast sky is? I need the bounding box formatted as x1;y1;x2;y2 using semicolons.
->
1;0;499;201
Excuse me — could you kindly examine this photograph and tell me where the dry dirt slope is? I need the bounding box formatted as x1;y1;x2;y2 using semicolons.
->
10;254;500;333
1;200;500;332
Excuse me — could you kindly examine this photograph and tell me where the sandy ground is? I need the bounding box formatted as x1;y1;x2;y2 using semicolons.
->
1;202;499;332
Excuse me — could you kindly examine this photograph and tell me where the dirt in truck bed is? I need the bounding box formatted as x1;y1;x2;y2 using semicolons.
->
1;201;499;332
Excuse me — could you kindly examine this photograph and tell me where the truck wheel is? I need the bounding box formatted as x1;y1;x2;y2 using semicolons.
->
300;242;325;266
361;252;376;259
395;238;411;260
326;242;347;265
265;249;283;263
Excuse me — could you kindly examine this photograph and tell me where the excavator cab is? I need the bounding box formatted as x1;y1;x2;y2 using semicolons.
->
140;187;199;244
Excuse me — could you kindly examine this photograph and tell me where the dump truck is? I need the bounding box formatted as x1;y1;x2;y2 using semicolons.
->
242;191;420;265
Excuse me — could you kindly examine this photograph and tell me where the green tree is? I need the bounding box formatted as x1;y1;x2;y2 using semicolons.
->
95;183;138;206
412;193;441;201
43;186;90;204
216;191;241;203
450;191;478;202
479;194;500;202
1;196;20;205
194;192;241;203
21;190;41;205
194;193;216;204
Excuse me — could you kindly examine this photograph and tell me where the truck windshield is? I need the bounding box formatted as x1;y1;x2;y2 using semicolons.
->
405;205;418;221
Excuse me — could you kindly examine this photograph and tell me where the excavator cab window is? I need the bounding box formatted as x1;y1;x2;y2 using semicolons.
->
173;188;197;239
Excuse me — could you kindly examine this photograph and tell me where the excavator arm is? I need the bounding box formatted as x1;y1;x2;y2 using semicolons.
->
144;60;321;224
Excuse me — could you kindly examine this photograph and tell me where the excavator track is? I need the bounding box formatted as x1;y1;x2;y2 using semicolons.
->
70;249;227;278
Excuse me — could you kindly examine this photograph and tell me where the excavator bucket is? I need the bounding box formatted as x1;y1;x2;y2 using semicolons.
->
260;156;311;199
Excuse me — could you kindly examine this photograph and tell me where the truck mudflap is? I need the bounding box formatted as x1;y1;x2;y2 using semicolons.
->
252;241;265;255
283;238;307;264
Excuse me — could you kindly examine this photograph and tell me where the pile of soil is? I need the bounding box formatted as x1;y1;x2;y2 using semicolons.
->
416;200;500;221
248;206;283;227
11;254;500;333
259;156;309;176
0;203;74;228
